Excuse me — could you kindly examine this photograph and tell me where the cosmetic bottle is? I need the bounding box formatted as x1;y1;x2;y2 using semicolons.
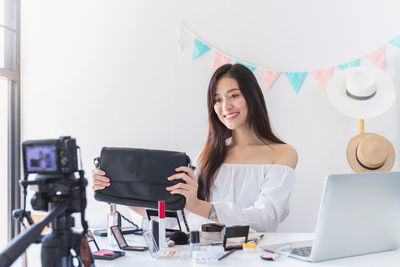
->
158;201;166;250
107;204;118;247
190;231;201;257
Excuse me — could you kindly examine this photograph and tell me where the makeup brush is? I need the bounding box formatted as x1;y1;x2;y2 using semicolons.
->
169;231;189;245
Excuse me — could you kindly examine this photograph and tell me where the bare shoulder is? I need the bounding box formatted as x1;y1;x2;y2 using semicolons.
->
271;143;298;169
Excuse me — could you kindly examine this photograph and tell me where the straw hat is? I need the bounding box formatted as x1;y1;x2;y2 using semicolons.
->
346;133;395;172
327;66;396;119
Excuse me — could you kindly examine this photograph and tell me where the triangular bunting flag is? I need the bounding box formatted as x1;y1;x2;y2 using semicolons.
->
237;62;255;71
260;69;281;90
213;51;231;71
311;68;333;89
285;72;307;93
365;46;385;69
390;35;400;47
193;38;211;60
338;59;360;70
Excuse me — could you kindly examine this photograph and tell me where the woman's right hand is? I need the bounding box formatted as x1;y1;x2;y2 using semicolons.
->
92;169;110;191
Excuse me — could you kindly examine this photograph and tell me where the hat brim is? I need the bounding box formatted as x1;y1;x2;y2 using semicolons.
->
346;133;395;172
327;67;396;119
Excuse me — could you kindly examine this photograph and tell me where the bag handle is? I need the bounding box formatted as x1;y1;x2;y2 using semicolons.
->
93;157;100;169
182;154;194;232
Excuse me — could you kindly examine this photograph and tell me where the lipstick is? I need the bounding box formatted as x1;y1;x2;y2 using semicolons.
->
158;200;166;250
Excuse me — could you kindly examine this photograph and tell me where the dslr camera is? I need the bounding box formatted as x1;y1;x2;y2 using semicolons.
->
22;136;82;212
23;136;79;176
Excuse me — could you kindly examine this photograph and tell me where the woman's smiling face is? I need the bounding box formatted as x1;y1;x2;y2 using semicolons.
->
213;76;248;130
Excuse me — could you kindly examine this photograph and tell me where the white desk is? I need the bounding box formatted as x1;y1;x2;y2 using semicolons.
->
14;233;400;267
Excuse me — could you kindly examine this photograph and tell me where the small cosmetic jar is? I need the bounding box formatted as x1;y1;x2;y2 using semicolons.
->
242;242;257;253
201;223;225;242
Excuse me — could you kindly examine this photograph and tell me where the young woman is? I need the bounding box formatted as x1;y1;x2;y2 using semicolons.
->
92;63;297;232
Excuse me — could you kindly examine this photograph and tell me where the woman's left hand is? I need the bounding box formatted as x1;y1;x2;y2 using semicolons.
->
166;166;199;210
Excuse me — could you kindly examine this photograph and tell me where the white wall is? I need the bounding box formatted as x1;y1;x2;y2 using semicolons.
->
21;0;400;232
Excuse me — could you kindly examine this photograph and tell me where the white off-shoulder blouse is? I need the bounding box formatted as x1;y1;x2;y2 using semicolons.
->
208;163;296;232
133;163;295;233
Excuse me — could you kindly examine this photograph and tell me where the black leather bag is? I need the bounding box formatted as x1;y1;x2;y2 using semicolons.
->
93;147;193;211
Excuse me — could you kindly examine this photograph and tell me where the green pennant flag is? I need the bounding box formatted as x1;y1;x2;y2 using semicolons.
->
390;35;400;47
285;72;307;93
193;38;211;60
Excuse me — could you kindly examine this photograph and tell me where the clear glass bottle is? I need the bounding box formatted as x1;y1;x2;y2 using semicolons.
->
107;204;119;247
190;231;201;257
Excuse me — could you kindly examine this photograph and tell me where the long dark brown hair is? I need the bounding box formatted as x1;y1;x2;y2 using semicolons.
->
197;64;285;201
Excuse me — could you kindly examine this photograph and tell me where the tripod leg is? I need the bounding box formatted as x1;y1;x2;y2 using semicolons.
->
41;232;83;267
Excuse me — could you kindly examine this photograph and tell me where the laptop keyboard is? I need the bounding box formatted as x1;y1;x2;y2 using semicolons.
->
292;246;312;257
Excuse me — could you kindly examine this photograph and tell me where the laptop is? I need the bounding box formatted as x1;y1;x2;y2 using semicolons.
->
261;172;400;262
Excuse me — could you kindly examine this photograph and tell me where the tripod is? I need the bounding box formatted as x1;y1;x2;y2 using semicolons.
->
0;171;93;267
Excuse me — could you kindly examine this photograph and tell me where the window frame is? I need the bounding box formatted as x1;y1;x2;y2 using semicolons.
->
3;0;21;242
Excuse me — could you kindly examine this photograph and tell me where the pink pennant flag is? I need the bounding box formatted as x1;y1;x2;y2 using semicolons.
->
311;68;333;89
365;46;385;69
213;51;231;71
260;69;280;90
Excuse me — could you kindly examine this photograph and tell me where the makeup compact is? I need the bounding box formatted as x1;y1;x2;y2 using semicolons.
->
92;249;125;260
260;253;277;261
260;244;292;261
146;208;182;237
86;230;125;260
110;226;148;251
222;225;250;251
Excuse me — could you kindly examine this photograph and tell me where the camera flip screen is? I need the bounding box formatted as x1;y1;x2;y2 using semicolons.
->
25;145;58;173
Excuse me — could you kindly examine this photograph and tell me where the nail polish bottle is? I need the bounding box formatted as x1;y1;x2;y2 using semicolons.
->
190;231;201;257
